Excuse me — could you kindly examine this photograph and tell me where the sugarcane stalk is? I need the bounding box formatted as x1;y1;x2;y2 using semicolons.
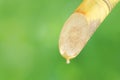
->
59;0;120;64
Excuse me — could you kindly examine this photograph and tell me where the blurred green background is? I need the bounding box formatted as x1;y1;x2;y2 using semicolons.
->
0;0;120;80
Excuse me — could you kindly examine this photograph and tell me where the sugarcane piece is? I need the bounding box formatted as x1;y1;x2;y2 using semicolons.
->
59;0;119;64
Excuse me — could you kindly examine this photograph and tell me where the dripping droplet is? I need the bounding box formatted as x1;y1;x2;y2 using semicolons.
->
66;59;70;64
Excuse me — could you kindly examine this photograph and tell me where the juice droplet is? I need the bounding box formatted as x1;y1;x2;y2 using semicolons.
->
66;59;70;64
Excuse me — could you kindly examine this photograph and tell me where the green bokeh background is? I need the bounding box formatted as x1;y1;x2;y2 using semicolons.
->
0;0;120;80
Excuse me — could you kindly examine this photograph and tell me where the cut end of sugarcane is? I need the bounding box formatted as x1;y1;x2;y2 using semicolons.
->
59;12;89;62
